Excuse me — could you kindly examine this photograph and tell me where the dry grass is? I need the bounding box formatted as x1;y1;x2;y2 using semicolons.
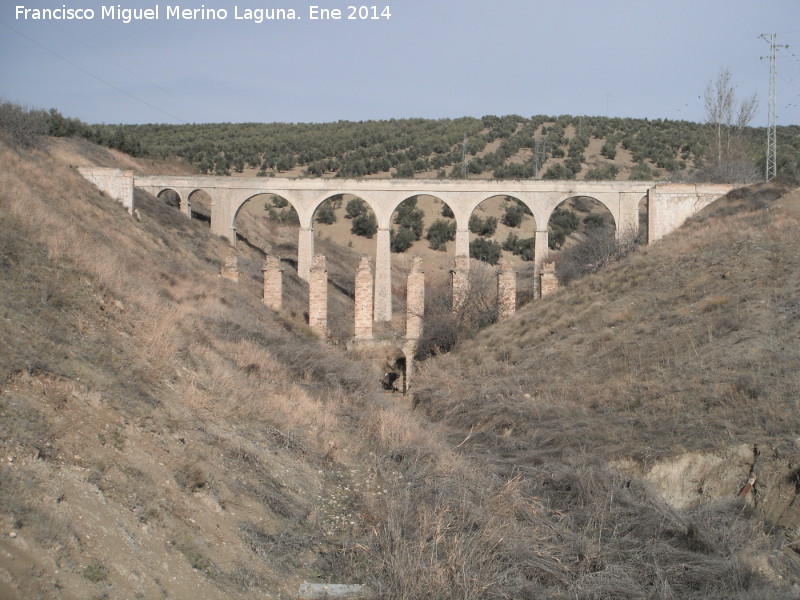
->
404;179;800;597
0;138;389;598
2;136;799;599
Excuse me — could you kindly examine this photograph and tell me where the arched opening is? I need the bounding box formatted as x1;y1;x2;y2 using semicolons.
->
157;189;181;209
385;195;453;323
548;196;619;286
638;194;649;244
468;195;537;266
388;195;455;266
312;193;379;340
313;194;379;251
226;192;312;333
548;196;616;251
234;193;299;260
381;353;407;393
188;189;213;223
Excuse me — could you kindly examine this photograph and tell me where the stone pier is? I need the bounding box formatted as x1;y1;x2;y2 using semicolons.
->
308;255;328;338
221;255;239;282
354;256;374;340
374;227;392;321
406;256;425;341
262;255;283;311
404;256;425;394
540;262;559;297
450;255;469;313
496;258;516;319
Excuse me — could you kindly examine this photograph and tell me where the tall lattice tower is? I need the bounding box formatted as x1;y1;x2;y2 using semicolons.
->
760;33;788;181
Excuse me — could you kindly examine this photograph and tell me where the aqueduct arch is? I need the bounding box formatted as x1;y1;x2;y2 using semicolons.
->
157;188;181;210
545;195;618;251
467;194;538;265
122;174;734;322
231;192;298;252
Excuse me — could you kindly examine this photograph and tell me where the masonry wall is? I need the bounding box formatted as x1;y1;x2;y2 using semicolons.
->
540;262;559;297
78;167;134;214
308;255;328;339
354;256;374;340
649;184;734;242
450;255;469;313
262;255;283;311
496;258;516;319
406;256;425;341
221;256;239;282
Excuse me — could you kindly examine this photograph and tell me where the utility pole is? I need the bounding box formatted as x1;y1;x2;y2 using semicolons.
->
760;33;788;181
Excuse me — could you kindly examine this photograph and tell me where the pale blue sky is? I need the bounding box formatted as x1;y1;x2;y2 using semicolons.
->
2;0;799;125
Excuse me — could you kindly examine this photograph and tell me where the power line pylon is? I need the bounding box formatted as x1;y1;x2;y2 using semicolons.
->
760;33;788;181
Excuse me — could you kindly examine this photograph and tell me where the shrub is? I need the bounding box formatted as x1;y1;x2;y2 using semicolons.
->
351;212;377;238
394;198;424;240
514;236;535;261
555;225;637;284
0;101;49;148
586;165;619;180
583;213;606;229
501;204;525;228
426;219;456;251
502;232;519;252
630;161;655;180
441;204;455;218
468;214;497;237
345;197;367;219
601;138;617;159
315;201;337;224
266;207;299;225
393;162;414;178
469;238;501;265
271;195;288;208
542;164;575;180
502;233;535;260
548;207;579;249
415;265;499;358
391;226;415;252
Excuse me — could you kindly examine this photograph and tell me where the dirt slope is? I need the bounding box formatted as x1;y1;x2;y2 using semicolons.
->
0;136;392;599
414;177;800;578
3;133;800;599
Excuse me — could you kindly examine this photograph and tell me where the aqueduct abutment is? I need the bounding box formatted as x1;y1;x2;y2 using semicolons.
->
79;168;734;322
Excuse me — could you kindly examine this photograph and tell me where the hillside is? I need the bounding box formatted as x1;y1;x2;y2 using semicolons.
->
2;133;800;599
50;111;800;182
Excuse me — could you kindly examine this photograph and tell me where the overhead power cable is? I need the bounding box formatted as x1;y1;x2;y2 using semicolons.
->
0;18;187;124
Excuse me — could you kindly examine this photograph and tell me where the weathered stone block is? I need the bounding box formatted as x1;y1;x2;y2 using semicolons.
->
262;255;284;311
406;256;424;341
309;254;328;339
496;258;516;319
77;167;135;215
354;255;373;340
298;583;365;599
540;261;559;297
450;254;469;312
221;255;239;282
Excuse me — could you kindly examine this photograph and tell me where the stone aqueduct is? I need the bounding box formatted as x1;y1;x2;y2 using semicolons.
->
79;168;734;322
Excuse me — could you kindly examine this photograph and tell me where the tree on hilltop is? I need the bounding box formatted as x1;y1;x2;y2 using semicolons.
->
704;67;758;181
